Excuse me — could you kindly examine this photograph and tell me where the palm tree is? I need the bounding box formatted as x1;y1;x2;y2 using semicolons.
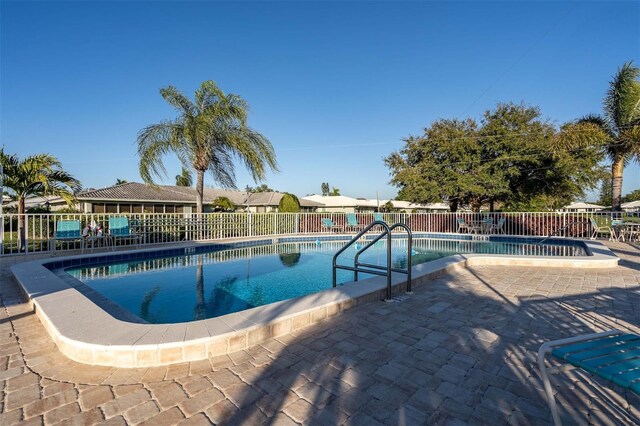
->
175;167;193;187
137;81;278;213
115;178;128;185
578;62;640;211
0;149;80;250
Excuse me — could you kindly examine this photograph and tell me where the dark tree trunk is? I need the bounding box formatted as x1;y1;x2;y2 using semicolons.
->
449;200;458;212
196;170;205;214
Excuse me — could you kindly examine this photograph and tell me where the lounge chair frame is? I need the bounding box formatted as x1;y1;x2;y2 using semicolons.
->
538;330;640;425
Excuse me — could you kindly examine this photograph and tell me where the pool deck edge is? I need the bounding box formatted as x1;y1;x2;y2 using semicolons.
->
10;237;617;368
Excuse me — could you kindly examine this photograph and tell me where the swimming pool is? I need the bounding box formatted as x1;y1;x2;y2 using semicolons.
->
66;237;588;324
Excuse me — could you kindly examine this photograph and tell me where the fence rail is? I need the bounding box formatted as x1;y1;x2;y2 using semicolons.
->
1;211;638;256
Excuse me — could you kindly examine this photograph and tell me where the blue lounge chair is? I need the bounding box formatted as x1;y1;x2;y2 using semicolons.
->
109;217;141;247
538;330;640;425
345;213;363;232
320;218;342;233
373;212;385;223
51;220;83;253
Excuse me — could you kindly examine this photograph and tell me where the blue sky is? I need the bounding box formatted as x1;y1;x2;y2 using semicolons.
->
1;1;639;201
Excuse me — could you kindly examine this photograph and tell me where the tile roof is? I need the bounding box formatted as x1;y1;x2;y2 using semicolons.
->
76;182;322;207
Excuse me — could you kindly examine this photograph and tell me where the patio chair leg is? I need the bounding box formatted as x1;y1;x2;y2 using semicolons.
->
537;343;562;426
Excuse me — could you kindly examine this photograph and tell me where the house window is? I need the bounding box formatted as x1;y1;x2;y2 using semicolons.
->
143;205;153;213
165;205;175;213
119;204;132;213
154;205;164;213
132;204;143;213
105;204;118;214
93;204;105;213
176;206;184;213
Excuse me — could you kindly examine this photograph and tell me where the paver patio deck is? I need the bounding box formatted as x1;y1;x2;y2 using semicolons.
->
1;242;640;425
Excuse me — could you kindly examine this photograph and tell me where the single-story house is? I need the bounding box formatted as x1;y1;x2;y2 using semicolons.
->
560;202;606;213
10;182;322;214
622;200;640;213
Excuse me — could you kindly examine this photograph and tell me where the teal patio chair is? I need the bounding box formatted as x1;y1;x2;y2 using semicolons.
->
108;217;141;247
51;220;83;253
538;330;640;425
373;212;385;223
489;217;506;234
345;213;363;232
320;218;342;233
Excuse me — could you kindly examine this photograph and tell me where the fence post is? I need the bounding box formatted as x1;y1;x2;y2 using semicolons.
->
248;212;252;237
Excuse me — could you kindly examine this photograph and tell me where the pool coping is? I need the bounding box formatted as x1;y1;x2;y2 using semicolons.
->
11;235;618;367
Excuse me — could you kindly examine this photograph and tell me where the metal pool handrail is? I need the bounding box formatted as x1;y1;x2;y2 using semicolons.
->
332;220;413;301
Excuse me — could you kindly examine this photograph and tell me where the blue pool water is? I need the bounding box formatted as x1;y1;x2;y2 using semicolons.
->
66;238;587;323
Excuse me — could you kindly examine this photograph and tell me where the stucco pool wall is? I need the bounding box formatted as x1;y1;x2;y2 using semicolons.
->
10;235;618;367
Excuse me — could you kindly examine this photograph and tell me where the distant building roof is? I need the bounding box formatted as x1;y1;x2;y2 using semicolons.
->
302;195;450;210
302;195;362;207
69;182;322;208
622;200;640;208
562;202;606;210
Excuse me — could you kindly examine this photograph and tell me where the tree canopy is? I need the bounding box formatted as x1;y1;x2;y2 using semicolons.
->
622;188;640;203
175;167;192;187
385;103;605;211
246;183;275;193
211;196;236;212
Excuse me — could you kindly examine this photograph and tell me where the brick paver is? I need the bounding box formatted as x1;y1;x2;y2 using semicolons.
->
1;242;640;424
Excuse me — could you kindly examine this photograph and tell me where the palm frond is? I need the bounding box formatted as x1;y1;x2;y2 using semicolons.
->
604;61;640;129
160;86;195;116
194;81;224;112
137;121;184;183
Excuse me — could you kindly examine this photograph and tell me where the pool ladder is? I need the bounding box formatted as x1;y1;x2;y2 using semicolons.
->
332;221;413;301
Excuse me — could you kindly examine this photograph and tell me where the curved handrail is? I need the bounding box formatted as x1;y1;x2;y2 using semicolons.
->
354;222;413;293
332;220;391;287
332;220;413;301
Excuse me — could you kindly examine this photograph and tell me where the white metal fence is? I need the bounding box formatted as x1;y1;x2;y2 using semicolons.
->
1;211;637;256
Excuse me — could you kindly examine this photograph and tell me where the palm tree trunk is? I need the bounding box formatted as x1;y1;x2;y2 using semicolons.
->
611;155;624;212
195;169;205;214
17;196;25;252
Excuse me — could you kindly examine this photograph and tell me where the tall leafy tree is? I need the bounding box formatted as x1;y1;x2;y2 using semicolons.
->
386;103;604;212
0;149;80;250
321;182;330;196
245;183;274;193
577;62;640;211
597;178;613;207
622;188;640;203
175;167;192;187
137;81;278;213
